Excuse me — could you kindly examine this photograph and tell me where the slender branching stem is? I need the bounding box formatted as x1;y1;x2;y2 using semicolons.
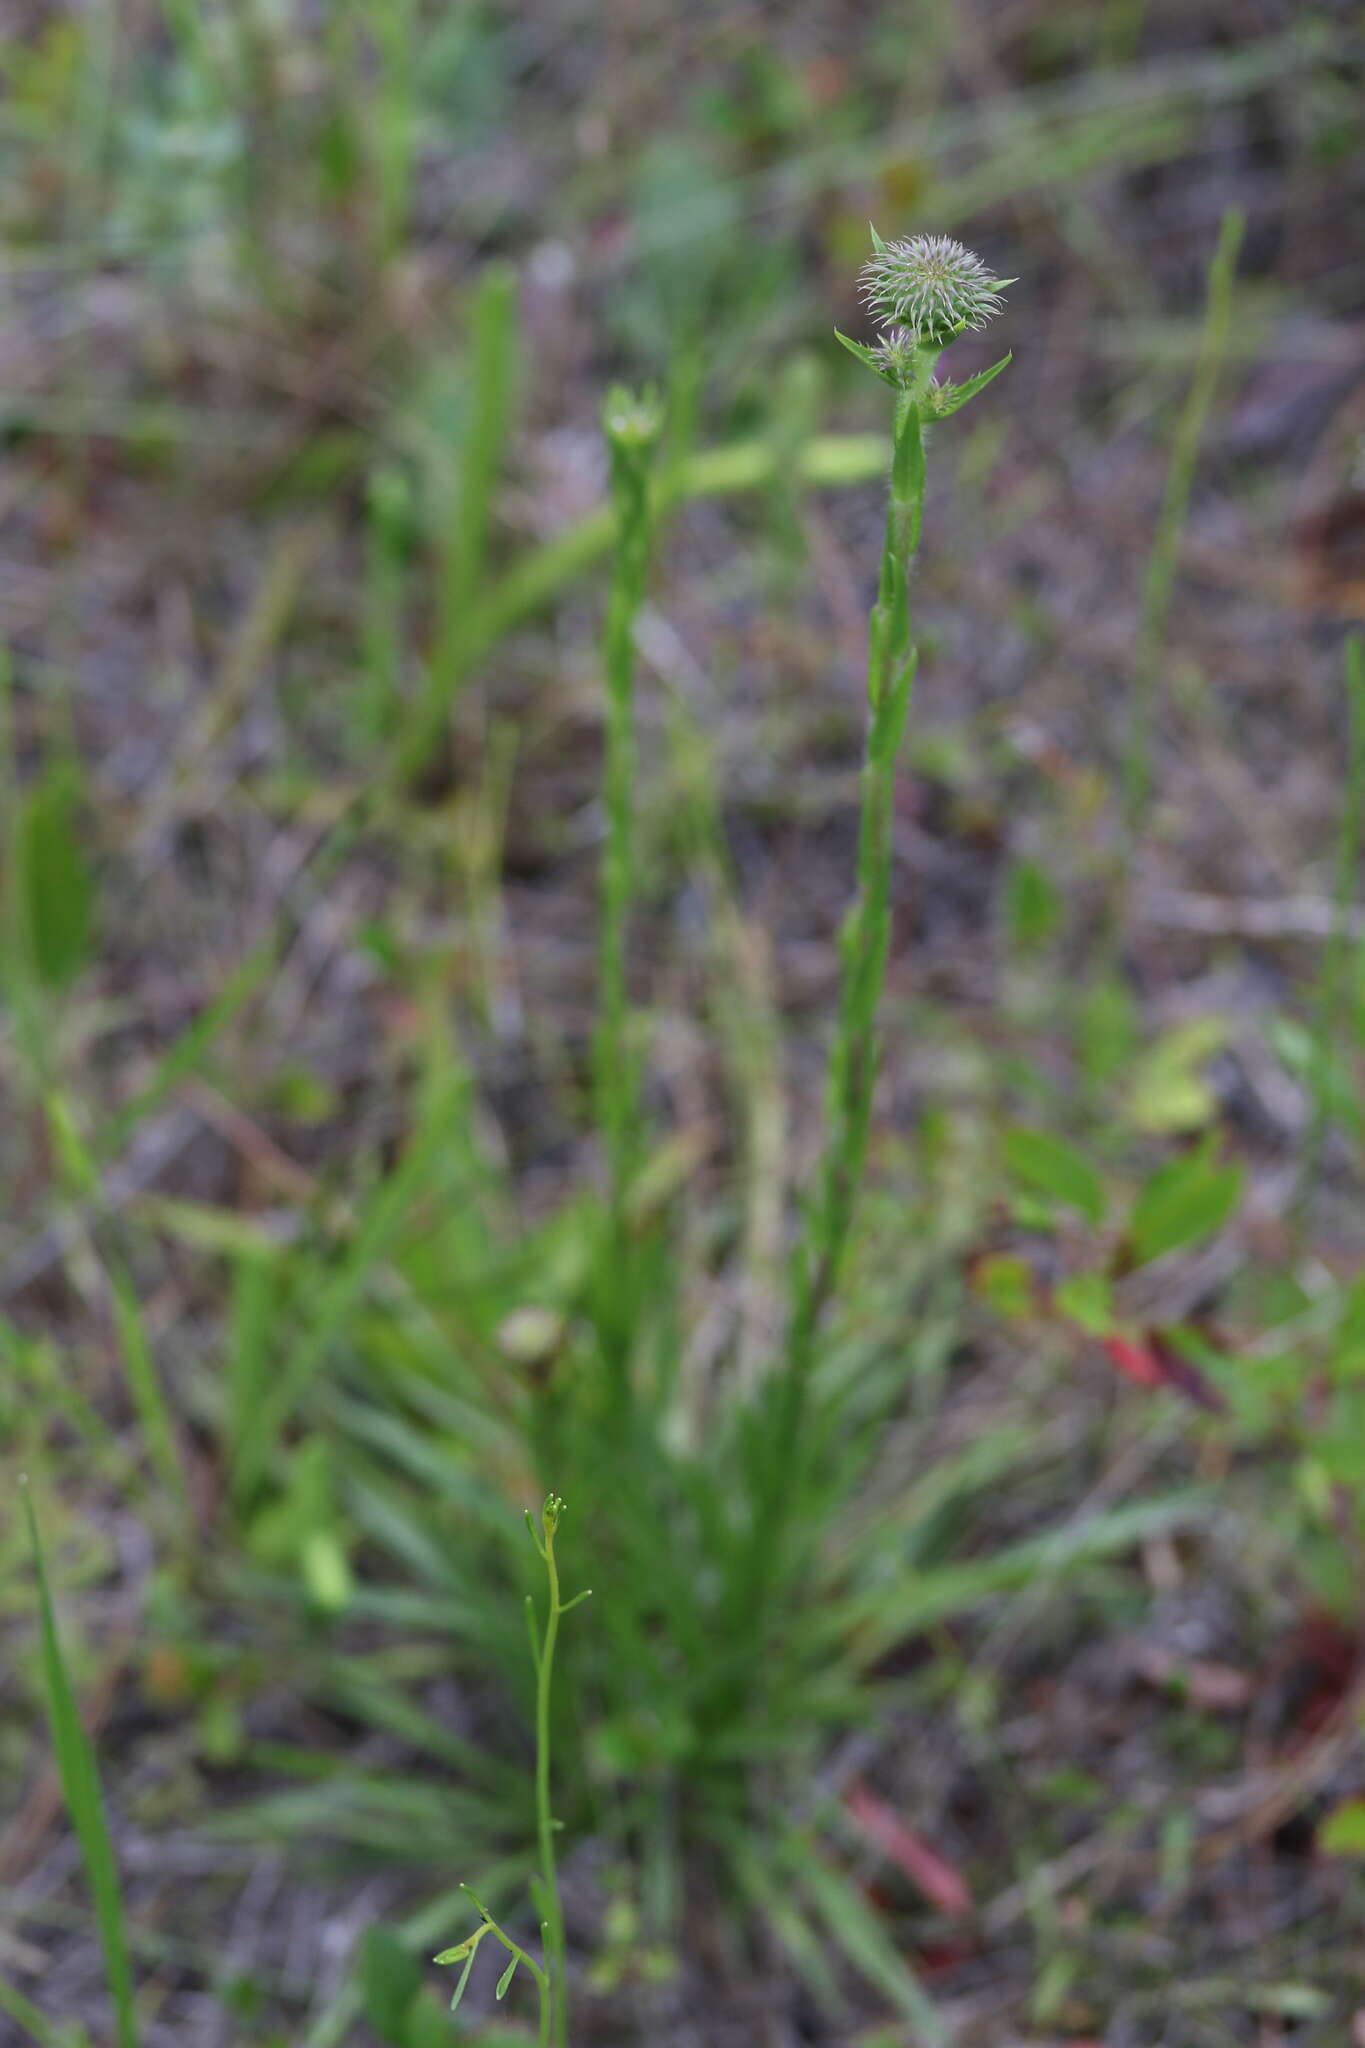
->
437;1496;588;2048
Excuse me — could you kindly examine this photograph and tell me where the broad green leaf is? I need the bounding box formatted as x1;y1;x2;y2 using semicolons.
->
1319;1799;1365;1856
1054;1270;1113;1335
1316;1389;1365;1486
1003;1126;1106;1226
1125;1017;1230;1134
301;1528;354;1616
971;1251;1036;1321
18;759;94;989
1128;1149;1243;1265
1003;856;1060;953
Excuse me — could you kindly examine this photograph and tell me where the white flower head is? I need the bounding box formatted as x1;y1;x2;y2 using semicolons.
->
859;231;1011;346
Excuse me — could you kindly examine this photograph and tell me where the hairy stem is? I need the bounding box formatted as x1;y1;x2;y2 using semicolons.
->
744;356;934;1621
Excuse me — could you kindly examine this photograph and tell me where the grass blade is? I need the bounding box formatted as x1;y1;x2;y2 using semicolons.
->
0;1971;68;2048
798;1844;947;2046
22;1485;139;2048
1123;206;1244;836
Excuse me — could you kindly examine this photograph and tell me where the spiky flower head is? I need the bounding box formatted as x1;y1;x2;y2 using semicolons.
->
859;231;1010;346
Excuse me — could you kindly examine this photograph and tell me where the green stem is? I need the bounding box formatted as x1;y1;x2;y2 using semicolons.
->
744;355;933;1621
1300;632;1365;1221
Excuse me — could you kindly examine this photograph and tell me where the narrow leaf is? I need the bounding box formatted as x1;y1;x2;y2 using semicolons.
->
446;1945;478;2015
833;328;894;385
23;1486;139;2048
928;352;1012;418
800;1850;947;2045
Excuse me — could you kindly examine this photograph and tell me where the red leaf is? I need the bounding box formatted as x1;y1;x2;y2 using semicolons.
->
843;1781;973;1918
1102;1334;1165;1389
1101;1332;1225;1413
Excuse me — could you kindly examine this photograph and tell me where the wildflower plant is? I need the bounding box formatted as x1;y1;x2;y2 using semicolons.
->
750;230;1013;1576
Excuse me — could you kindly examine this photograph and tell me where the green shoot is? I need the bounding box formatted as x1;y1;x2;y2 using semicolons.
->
361;463;413;743
22;1483;139;2048
594;387;663;1389
400;262;520;781
1123;206;1244;837
1301;631;1365;1209
0;1970;69;2048
435;1495;590;2048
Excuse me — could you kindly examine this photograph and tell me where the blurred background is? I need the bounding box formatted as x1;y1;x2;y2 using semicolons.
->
3;2;1365;2044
